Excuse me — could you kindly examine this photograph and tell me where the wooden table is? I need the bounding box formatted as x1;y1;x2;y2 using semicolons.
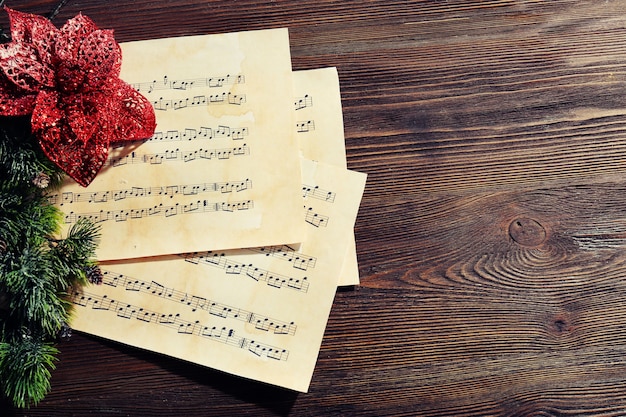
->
6;1;626;415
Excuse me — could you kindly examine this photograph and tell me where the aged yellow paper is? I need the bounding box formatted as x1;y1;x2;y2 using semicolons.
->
293;68;361;286
293;67;347;168
70;158;367;392
51;29;304;261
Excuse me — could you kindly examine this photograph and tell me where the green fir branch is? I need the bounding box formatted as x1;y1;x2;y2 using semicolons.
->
0;2;98;408
48;218;101;288
0;337;58;408
0;117;58;189
0;115;100;408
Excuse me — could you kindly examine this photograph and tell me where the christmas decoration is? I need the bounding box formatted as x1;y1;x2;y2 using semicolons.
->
0;115;100;409
0;6;156;186
0;4;155;408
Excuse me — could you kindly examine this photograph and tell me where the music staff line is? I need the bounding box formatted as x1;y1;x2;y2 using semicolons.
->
250;245;317;271
302;184;336;203
296;120;315;133
305;206;329;228
152;92;246;111
70;290;289;361
183;252;310;293
50;179;252;206
109;144;250;167
294;94;313;111
63;199;254;224
149;125;249;142
132;74;245;93
100;270;296;336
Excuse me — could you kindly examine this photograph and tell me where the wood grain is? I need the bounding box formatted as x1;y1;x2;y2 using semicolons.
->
6;0;626;415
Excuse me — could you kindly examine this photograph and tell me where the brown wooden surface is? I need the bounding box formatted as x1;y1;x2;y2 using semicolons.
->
6;0;626;415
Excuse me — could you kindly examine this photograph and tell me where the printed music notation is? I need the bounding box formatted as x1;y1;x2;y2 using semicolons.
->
152;92;246;111
109;144;250;167
131;74;245;93
302;184;336;203
63;199;254;224
296;120;315;133
149;125;249;142
68;58;367;391
100;270;297;335
183;252;310;293
304;206;329;228
49;179;252;206
70;289;289;361
294;94;313;111
250;245;317;271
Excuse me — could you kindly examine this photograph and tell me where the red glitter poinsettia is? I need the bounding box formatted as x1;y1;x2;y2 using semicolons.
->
0;7;155;186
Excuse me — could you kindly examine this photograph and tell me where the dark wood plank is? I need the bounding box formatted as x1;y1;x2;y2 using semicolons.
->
5;0;626;415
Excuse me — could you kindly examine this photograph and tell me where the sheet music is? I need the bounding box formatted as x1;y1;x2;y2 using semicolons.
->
51;29;304;261
293;68;360;286
294;68;346;169
70;158;367;392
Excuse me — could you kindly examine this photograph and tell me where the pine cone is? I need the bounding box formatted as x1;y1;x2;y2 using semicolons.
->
32;172;50;188
85;265;103;285
57;322;72;341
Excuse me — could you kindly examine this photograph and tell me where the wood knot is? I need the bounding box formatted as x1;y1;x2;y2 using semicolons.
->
509;217;546;247
551;314;573;335
554;319;567;333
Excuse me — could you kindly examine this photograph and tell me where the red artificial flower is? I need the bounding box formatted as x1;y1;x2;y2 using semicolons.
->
0;7;156;186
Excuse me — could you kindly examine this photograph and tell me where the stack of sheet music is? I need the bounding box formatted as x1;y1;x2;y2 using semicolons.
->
50;28;366;392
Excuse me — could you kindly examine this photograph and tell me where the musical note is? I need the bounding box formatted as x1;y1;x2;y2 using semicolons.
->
251;245;317;271
116;304;136;319
304;206;329;228
296;120;315;133
51;180;253;206
294;94;313;110
91;294;115;311
63;199;254;224
98;270;297;336
245;339;288;360
53;33;368;397
182;252;310;293
220;200;254;212
152;93;246;111
137;309;158;323
70;288;290;361
148;125;249;143
131;74;245;93
302;184;335;202
107;145;250;167
65;56;368;393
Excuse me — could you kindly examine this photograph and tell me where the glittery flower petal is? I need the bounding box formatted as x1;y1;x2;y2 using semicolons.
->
0;8;156;186
0;8;57;90
0;42;51;91
0;71;36;115
28;35;56;86
5;7;57;45
65;94;99;141
34;90;109;187
5;8;56;82
31;89;63;137
42;128;109;187
56;13;99;63
112;81;157;142
79;29;122;88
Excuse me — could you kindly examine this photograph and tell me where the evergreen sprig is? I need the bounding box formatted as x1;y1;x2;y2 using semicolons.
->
0;116;100;408
0;333;58;408
0;0;105;408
